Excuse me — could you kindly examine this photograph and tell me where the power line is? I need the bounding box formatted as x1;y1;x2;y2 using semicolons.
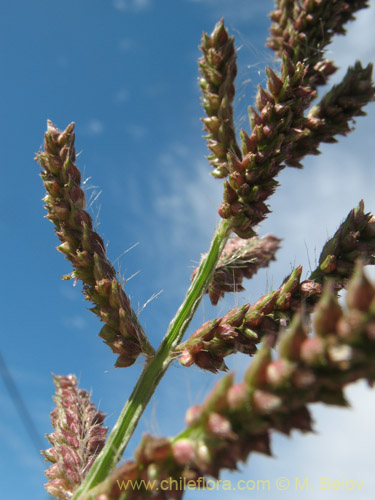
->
0;349;45;457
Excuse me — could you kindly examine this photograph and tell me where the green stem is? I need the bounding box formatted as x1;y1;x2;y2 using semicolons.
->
72;219;231;500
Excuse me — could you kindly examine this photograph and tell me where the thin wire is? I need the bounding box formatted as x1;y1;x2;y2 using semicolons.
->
0;349;45;458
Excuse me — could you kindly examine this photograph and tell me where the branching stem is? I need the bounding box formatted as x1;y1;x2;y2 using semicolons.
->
72;219;231;500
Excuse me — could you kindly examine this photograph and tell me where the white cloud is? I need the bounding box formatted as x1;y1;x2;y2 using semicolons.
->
267;381;375;500
257;119;375;287
134;0;151;9
327;2;375;82
152;145;223;250
81;118;104;136
113;0;151;12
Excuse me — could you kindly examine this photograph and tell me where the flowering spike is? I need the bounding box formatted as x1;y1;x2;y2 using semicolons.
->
199;19;241;177
35;122;154;365
181;202;375;372
91;263;375;500
36;2;375;498
267;0;371;88
310;201;375;286
205;1;374;239
191;234;281;305
42;375;107;499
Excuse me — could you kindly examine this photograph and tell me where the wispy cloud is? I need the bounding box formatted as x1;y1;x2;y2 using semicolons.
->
152;144;223;251
113;0;151;12
327;3;375;82
81;118;104;136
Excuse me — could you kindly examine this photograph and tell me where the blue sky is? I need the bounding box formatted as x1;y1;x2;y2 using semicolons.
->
0;1;374;499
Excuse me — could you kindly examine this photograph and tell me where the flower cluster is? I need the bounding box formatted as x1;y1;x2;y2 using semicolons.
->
267;0;369;87
179;202;375;372
191;234;281;305
198;19;241;178
36;122;154;367
179;267;314;373
200;2;374;239
310;200;375;283
289;61;374;167
91;262;375;500
37;1;375;499
42;375;107;500
217;51;315;238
